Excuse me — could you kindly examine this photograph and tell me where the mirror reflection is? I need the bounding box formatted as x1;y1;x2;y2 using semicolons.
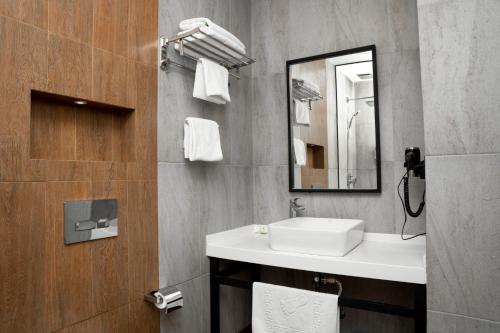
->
288;46;380;192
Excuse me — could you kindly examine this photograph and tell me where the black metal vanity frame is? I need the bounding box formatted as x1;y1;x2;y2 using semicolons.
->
209;257;426;333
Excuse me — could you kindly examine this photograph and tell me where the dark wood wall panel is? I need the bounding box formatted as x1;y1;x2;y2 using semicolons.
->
30;100;77;160
126;62;158;181
0;1;159;332
92;49;129;106
0;0;48;29
128;0;159;66
128;181;158;301
0;182;49;332
47;181;94;330
93;0;129;56
48;34;93;99
30;97;135;162
48;0;93;44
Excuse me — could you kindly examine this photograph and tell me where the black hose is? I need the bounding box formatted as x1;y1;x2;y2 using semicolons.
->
403;175;425;217
398;172;426;240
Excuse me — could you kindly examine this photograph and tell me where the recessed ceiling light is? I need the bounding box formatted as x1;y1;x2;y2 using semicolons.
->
74;100;87;105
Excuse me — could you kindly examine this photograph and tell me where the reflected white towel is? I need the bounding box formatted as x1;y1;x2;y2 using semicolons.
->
293;138;306;166
193;58;230;104
183;117;223;162
252;282;339;333
301;79;320;94
294;99;310;125
179;17;246;52
293;78;320;95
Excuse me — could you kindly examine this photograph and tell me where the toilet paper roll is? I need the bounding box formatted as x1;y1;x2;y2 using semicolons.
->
154;292;167;310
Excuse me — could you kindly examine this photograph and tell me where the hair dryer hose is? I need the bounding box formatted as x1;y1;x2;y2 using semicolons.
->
403;175;425;217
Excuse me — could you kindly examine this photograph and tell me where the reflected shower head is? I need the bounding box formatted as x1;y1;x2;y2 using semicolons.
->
347;111;360;131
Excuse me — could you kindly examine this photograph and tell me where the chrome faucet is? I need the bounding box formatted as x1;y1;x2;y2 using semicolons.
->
347;173;357;189
290;198;306;218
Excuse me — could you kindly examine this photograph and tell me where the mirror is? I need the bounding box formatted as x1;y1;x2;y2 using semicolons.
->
287;45;381;192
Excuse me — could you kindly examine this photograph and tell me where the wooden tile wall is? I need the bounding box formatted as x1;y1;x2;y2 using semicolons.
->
0;1;159;332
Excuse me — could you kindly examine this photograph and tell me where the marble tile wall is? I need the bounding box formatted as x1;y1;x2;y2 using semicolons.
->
158;1;253;332
251;0;426;238
250;1;425;332
158;0;427;332
417;0;500;330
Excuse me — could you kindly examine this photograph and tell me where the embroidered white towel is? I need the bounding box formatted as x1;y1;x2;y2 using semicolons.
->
294;99;310;125
252;282;339;333
293;138;306;166
193;58;230;104
183;117;223;162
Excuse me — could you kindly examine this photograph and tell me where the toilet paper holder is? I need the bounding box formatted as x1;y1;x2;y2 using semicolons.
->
144;288;183;313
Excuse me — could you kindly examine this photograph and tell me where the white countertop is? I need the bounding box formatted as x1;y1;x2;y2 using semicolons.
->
206;225;426;284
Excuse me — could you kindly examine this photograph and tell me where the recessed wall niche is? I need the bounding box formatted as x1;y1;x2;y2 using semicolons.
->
30;90;135;162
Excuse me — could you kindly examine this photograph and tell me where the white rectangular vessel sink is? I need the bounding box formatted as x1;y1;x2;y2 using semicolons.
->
268;217;365;257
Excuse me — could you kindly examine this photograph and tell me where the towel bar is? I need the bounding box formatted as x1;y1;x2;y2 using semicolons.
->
313;273;343;297
159;27;255;79
208;257;427;333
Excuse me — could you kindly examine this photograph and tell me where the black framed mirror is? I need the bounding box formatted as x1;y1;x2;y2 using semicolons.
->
287;45;381;193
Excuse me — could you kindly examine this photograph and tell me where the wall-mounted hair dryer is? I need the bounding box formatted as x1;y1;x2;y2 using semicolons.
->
402;147;425;217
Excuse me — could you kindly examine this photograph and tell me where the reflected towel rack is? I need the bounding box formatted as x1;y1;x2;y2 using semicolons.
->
159;27;256;80
346;96;374;102
292;79;323;110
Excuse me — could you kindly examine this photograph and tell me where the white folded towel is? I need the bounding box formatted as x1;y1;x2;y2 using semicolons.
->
183;117;223;162
294;99;310;125
179;17;246;52
293;138;306;166
193;58;230;104
252;282;339;333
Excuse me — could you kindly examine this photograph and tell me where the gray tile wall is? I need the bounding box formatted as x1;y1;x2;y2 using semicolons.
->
251;0;426;236
158;0;427;332
417;0;500;330
250;1;425;332
158;1;253;332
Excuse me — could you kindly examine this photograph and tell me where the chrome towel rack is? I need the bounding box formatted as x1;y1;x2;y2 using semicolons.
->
292;79;323;110
160;27;255;80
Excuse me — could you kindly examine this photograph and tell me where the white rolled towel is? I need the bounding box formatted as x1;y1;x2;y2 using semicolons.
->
179;17;246;52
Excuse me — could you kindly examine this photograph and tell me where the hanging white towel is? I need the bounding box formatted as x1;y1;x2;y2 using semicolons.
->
294;99;310;125
293;138;306;166
183;117;223;162
179;17;246;52
252;282;340;333
193;58;230;104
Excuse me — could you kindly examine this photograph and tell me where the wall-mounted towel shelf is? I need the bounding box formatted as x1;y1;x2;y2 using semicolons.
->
292;79;323;110
160;27;255;80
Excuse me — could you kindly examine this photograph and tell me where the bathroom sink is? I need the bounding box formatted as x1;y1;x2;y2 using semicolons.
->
268;217;364;257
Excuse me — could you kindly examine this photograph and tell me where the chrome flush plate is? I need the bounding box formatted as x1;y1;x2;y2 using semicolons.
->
64;199;118;245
